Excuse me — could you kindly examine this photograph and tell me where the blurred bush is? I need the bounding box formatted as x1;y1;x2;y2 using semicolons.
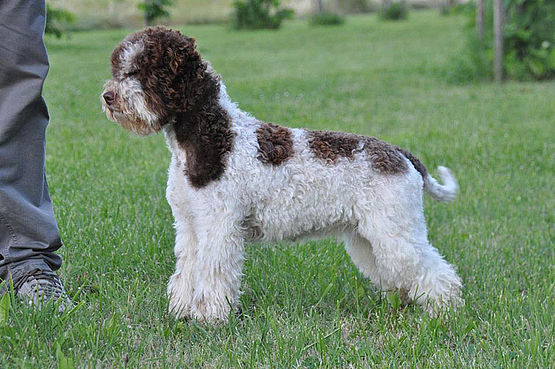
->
138;0;173;26
310;11;345;26
380;1;408;21
337;0;372;13
232;0;293;29
45;4;75;38
447;0;553;82
504;0;554;80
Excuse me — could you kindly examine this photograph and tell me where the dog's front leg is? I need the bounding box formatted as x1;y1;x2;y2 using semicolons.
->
166;158;200;318
167;214;198;318
189;216;245;323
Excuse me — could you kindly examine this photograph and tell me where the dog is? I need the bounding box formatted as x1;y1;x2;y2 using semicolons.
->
101;27;463;323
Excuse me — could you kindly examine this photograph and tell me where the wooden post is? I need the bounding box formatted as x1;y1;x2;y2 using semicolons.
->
493;0;504;82
476;0;484;40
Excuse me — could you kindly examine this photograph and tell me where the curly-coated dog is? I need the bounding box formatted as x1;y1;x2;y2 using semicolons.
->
101;27;463;323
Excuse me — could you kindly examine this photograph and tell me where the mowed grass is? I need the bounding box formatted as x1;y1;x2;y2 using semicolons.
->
1;11;553;368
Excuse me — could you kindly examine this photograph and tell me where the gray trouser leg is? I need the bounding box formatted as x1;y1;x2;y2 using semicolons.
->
0;0;63;281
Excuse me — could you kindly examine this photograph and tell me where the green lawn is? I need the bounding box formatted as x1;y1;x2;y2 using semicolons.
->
1;10;553;368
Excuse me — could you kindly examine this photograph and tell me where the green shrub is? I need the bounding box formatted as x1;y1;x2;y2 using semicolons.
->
503;0;554;80
451;0;554;81
310;12;345;26
337;0;373;14
138;0;173;26
45;4;75;39
232;0;294;30
380;1;408;21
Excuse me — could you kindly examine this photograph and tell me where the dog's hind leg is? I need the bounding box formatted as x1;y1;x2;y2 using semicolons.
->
343;233;389;290
355;177;463;314
356;215;462;314
189;213;245;323
344;233;415;307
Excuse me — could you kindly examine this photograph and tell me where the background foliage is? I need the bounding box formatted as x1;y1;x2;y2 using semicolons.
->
232;0;294;29
310;11;345;26
380;0;409;20
138;0;174;26
450;0;554;82
503;0;554;80
45;4;75;38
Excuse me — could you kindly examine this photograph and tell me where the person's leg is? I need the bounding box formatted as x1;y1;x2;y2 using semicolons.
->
0;0;64;287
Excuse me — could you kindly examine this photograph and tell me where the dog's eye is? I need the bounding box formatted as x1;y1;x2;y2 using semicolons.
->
126;70;138;78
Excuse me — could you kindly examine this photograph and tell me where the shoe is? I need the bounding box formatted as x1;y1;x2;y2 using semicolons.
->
13;268;74;313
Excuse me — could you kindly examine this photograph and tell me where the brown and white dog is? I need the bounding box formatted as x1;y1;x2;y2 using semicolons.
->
102;27;463;323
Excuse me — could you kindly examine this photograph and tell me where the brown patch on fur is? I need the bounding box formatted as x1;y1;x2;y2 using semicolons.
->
174;103;235;188
307;130;414;175
256;122;294;166
397;147;428;178
307;130;360;163
362;137;408;175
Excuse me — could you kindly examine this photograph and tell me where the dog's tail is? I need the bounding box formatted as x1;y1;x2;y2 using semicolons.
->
399;149;458;202
422;166;458;201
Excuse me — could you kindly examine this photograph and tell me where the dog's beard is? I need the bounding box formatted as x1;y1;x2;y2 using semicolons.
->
102;104;116;122
102;104;158;136
118;116;158;136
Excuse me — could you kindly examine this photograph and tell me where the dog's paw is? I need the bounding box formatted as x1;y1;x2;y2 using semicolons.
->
421;280;464;316
187;289;233;324
167;272;194;318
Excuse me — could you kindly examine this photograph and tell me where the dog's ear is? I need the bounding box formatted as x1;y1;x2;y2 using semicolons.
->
133;27;219;116
154;30;215;114
168;37;198;74
130;28;204;114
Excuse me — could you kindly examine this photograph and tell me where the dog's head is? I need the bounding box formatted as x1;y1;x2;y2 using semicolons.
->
101;27;214;135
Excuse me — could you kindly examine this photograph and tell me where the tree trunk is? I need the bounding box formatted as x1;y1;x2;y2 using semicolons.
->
314;0;324;13
476;0;484;40
493;0;504;82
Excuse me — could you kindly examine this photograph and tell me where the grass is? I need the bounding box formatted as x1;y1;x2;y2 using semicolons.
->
1;10;554;368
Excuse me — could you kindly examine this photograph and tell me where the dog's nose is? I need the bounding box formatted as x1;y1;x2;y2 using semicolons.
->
103;91;115;105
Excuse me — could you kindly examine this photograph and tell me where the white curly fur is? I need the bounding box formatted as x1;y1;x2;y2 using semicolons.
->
161;82;463;322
